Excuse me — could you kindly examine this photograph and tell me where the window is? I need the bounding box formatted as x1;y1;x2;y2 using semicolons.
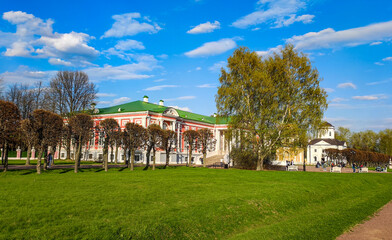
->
89;154;93;159
314;149;317;152
98;154;103;160
61;153;65;158
329;131;331;136
135;155;140;162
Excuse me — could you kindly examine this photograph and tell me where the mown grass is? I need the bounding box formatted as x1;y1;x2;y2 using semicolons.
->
7;159;103;165
1;167;391;240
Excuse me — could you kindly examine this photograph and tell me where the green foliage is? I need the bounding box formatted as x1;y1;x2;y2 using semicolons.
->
1;168;392;239
335;126;351;143
216;45;328;170
230;147;258;170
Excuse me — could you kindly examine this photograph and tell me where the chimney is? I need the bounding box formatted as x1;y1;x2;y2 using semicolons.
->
143;95;149;103
159;100;164;106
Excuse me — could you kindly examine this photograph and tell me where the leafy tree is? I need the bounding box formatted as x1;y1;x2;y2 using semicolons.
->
183;130;199;167
100;118;119;172
350;130;378;152
160;129;177;168
145;124;162;170
125;122;146;170
335;127;351;144
30;109;63;174
216;45;327;170
197;128;216;167
68;113;94;173
378;129;392;156
0;100;21;172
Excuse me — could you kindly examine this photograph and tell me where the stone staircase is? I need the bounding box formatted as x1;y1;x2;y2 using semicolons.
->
205;155;224;166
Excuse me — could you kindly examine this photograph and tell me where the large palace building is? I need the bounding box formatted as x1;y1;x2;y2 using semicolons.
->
57;96;229;165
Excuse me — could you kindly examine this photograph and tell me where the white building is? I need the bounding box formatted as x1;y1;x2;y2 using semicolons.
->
306;122;347;164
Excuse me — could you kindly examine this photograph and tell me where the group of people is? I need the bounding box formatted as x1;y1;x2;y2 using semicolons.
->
45;153;53;168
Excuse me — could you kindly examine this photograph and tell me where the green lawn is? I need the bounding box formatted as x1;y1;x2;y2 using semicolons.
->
1;168;391;240
7;159;103;165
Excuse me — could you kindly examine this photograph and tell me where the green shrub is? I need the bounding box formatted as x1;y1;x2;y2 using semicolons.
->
231;147;258;170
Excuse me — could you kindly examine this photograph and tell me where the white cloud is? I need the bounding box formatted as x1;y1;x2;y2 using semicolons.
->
97;93;117;97
115;39;145;50
1;11;98;65
287;20;392;50
352;94;387;101
48;58;72;66
0;66;55;85
85;59;158;82
324;88;335;93
102;12;161;38
187;21;220;34
331;97;348;103
382;57;392;61
196;67;202;71
370;41;382;46
209;61;226;72
375;62;384;66
337;82;357;89
112;97;131;105
232;0;314;29
169;106;192;112
164;96;196;101
144;85;179;91
153;78;165;82
256;45;282;57
366;79;392;85
197;84;216;88
185;38;237;58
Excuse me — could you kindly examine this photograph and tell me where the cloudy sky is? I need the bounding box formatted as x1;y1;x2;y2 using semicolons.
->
0;0;392;131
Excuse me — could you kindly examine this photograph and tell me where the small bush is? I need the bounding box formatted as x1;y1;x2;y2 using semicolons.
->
231;147;258;170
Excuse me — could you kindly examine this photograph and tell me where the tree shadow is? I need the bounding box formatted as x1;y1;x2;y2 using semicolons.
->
59;168;73;174
95;168;105;172
118;167;127;172
20;170;36;175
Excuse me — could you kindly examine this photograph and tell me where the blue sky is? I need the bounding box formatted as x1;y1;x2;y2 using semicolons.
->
0;0;392;131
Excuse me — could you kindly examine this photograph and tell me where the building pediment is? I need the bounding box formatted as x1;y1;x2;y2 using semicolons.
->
163;107;179;117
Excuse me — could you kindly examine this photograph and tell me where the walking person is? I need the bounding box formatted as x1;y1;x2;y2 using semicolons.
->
48;153;53;168
352;163;356;173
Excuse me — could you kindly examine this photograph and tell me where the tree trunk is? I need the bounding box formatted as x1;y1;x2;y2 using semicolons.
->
188;147;192;167
66;138;71;160
3;143;8;172
43;147;48;171
115;145;118;164
165;150;170;168
256;154;266;171
145;146;151;169
36;149;43;174
152;148;156;170
130;148;135;171
75;137;81;173
26;145;31;165
104;148;109;172
203;152;207;168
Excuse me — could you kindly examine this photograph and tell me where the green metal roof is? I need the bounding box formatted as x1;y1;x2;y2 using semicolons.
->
95;100;228;125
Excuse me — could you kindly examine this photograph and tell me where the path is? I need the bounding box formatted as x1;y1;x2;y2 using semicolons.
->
337;201;392;240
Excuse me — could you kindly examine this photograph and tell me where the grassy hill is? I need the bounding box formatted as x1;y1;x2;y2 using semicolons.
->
1;167;391;239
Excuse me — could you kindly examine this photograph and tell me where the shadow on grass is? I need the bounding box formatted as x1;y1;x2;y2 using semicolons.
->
20;169;36;175
118;167;127;172
95;168;105;173
59;168;73;174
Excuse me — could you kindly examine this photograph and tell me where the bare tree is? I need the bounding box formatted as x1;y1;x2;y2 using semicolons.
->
0;100;21;172
159;129;177;168
184;130;199;167
69;113;94;173
49;71;97;116
100;118;119;172
20;119;38;165
125;122;146;171
145;124;162;170
197;129;216;168
30;110;63;174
